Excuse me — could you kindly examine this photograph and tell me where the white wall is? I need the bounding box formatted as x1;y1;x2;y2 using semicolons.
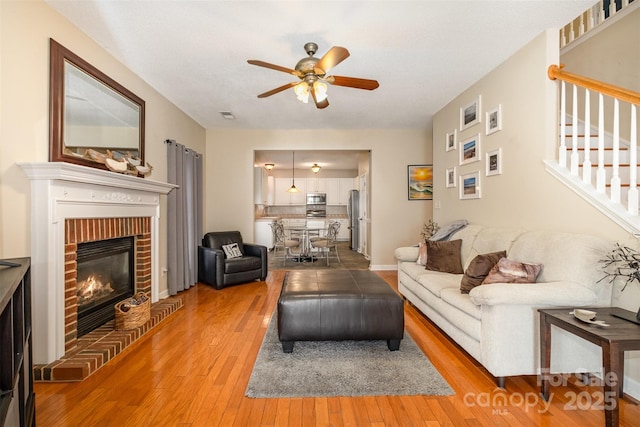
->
433;28;640;399
205;128;432;268
0;0;205;296
433;29;632;241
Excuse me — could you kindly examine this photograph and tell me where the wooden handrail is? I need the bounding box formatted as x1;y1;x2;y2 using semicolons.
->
548;64;640;105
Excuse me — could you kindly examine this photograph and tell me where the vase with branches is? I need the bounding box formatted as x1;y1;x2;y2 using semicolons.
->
420;219;440;240
599;243;640;323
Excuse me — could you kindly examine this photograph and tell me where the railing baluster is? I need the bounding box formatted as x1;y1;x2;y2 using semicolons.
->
596;93;606;193
611;99;621;203
583;89;592;185
559;81;567;168
629;104;638;215
571;84;579;175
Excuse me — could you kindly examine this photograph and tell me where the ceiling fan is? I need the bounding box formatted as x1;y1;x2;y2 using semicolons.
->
247;42;379;109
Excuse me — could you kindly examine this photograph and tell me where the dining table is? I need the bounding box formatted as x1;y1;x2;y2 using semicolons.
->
284;225;327;262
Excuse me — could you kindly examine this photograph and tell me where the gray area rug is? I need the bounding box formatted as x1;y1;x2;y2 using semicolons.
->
245;313;454;398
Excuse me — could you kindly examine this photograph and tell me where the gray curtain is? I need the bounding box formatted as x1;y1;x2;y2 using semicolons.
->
166;139;203;295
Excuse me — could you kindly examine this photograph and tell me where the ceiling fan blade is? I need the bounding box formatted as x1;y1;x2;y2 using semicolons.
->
314;46;350;75
247;60;301;77
326;75;379;90
311;85;329;109
257;82;297;98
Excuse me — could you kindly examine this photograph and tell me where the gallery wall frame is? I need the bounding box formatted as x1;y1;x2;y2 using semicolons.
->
486;104;502;135
407;164;433;200
446;129;457;152
446;167;456;188
459;134;481;166
460;171;481;200
486;148;502;176
460;95;481;131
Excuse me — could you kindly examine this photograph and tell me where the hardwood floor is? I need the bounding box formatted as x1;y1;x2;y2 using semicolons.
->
35;270;640;426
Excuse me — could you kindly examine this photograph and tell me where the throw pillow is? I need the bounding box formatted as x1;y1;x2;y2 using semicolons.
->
222;243;243;259
416;241;428;266
460;250;507;294
481;257;543;285
425;239;463;274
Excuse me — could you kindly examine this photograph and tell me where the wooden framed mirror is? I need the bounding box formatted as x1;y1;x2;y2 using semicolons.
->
49;38;145;172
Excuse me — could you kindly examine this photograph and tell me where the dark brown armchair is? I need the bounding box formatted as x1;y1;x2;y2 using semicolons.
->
197;231;268;289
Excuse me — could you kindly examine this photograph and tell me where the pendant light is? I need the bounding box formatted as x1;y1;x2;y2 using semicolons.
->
287;151;300;193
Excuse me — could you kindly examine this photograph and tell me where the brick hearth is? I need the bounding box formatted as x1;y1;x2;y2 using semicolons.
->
34;297;182;382
64;217;152;354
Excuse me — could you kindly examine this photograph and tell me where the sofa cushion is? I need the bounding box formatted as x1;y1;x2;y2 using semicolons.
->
426;239;463;274
461;227;524;270
440;288;482;321
416;241;428;266
417;271;463;298
460;251;506;294
481;257;542;284
508;231;611;293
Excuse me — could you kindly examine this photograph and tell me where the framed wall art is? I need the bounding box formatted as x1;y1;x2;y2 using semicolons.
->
459;171;481;200
459;134;481;166
486;104;502;135
446;129;457;151
407;164;433;200
446;167;456;188
460;95;481;131
486;148;502;176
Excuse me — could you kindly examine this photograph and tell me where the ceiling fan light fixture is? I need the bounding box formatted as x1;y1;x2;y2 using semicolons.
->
313;81;328;102
311;163;321;173
294;82;309;103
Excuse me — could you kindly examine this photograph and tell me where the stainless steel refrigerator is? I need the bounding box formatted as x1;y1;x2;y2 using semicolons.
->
347;189;359;251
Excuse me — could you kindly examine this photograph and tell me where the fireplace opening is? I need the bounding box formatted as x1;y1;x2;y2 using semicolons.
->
76;236;135;337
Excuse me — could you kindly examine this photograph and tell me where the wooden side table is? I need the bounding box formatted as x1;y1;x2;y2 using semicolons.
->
539;307;640;427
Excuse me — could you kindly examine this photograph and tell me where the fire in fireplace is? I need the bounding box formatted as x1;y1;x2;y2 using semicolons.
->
76;236;135;337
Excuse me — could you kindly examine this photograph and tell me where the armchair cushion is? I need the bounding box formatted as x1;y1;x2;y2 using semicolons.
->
222;243;243;259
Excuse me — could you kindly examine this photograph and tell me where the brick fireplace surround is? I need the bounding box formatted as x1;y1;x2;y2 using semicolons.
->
20;162;178;380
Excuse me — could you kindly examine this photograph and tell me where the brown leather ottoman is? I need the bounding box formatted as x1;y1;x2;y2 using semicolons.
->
277;270;404;353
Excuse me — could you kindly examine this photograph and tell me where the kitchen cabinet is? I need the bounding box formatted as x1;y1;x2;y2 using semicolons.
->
254;218;277;248
274;178;307;205
0;258;35;427
273;177;355;206
338;178;356;205
253;167;274;205
334;218;350;241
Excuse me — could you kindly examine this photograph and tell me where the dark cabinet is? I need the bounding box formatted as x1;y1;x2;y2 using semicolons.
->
0;258;35;427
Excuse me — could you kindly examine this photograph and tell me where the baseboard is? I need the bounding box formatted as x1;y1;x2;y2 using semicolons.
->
158;289;170;300
370;264;397;271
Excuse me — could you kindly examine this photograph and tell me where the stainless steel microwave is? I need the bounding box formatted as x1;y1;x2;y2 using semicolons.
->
306;193;326;205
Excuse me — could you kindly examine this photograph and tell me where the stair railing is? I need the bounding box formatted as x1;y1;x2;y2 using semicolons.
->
548;64;640;215
560;0;638;48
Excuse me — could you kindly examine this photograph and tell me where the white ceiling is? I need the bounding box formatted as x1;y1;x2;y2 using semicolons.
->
254;149;366;171
47;0;594;134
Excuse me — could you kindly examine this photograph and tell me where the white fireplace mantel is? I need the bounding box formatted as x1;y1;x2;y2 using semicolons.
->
20;162;177;364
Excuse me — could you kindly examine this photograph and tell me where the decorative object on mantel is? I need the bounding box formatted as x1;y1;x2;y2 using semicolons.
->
599;243;640;324
71;148;153;176
115;292;150;330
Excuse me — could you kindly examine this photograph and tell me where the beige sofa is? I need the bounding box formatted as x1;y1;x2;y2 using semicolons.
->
395;224;615;386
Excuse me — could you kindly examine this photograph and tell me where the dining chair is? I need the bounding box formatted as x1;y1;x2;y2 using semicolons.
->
270;221;300;265
310;221;341;265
